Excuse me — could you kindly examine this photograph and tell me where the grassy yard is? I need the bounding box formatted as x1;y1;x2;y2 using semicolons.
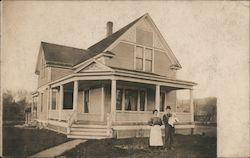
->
3;125;70;157
61;135;216;158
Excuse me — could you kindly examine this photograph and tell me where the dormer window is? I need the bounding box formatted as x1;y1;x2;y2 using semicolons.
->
135;46;153;72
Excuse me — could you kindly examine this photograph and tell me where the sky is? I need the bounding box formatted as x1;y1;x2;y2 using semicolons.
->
2;1;250;156
2;1;248;97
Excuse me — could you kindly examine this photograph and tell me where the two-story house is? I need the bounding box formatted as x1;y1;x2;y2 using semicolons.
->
31;13;197;139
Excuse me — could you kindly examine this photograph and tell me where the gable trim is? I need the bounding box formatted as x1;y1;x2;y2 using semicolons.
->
73;52;114;69
102;13;182;69
35;45;43;74
74;59;114;73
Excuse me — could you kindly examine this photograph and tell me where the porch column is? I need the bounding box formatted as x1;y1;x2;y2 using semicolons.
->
46;87;51;120
73;80;78;111
111;79;116;122
155;84;160;116
59;85;64;121
190;89;194;122
101;85;105;121
31;97;34;118
49;88;52;119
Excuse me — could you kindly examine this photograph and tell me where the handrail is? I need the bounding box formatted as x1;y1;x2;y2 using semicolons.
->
67;110;77;134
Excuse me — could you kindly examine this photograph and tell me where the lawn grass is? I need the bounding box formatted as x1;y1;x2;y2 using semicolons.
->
61;134;216;158
3;126;71;157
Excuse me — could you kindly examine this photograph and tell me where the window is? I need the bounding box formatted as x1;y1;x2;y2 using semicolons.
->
136;46;143;71
125;89;138;111
116;89;123;110
135;46;153;72
84;90;89;113
160;92;165;112
139;90;146;111
63;91;73;109
51;91;57;110
145;48;153;72
40;93;44;112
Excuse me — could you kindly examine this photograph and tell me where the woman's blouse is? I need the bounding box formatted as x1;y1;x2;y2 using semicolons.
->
148;117;163;126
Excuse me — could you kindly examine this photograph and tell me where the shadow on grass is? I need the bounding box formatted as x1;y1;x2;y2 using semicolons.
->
3;125;71;157
61;135;216;158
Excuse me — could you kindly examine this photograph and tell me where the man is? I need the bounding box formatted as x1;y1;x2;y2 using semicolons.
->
163;106;174;150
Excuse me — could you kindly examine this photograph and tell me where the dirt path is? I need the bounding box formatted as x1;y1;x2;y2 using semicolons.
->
30;139;86;157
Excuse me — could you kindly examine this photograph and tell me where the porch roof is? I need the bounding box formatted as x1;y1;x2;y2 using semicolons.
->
48;67;197;90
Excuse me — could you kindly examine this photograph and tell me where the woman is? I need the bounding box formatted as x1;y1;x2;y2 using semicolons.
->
148;109;163;148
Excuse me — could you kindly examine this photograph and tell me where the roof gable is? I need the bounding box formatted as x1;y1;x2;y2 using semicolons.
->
41;42;88;67
75;59;114;73
103;14;182;69
36;13;181;70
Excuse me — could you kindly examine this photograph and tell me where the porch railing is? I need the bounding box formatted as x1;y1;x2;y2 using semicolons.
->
106;113;113;137
67;110;77;134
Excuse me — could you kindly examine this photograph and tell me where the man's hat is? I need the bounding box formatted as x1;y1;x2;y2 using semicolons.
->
166;106;171;109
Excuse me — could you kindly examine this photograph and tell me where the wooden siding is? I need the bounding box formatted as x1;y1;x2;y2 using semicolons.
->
89;87;102;115
38;67;50;87
106;42;134;70
106;42;176;78
77;91;83;113
154;50;176;77
104;86;111;120
166;90;177;111
37;90;48;120
51;67;73;81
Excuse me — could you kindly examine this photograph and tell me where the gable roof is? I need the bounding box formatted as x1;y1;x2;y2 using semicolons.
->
41;42;88;67
88;15;144;54
75;15;144;65
38;13;181;70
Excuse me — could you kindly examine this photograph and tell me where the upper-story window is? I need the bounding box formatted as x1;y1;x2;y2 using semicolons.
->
135;46;153;72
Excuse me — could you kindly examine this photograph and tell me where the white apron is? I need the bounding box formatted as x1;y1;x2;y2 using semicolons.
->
149;125;163;146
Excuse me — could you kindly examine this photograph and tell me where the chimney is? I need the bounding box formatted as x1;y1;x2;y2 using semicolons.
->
106;21;113;37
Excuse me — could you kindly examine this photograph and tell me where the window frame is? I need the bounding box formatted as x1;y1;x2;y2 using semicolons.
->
116;86;147;112
134;45;154;72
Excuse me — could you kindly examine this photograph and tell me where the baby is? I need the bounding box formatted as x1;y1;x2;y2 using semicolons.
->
168;113;179;127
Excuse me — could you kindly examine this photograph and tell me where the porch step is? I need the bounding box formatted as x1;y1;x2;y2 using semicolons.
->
68;123;111;139
71;124;107;129
67;134;108;139
75;121;107;125
71;127;107;133
70;131;108;136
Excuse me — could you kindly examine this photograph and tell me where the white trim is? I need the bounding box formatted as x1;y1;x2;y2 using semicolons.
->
190;89;194;122
73;52;114;69
48;67;52;82
111;79;117;121
102;14;181;69
101;85;105;121
121;40;165;52
73;80;78;111
74;59;114;73
122;89;125;111
82;91;85;113
137;90;140;111
133;45;136;70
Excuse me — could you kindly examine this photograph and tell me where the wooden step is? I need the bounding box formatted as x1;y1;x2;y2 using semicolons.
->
75;121;107;125
67;134;108;139
71;124;107;129
70;131;108;136
70;128;107;133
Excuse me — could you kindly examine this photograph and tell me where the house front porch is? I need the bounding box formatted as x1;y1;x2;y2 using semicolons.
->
33;70;196;139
